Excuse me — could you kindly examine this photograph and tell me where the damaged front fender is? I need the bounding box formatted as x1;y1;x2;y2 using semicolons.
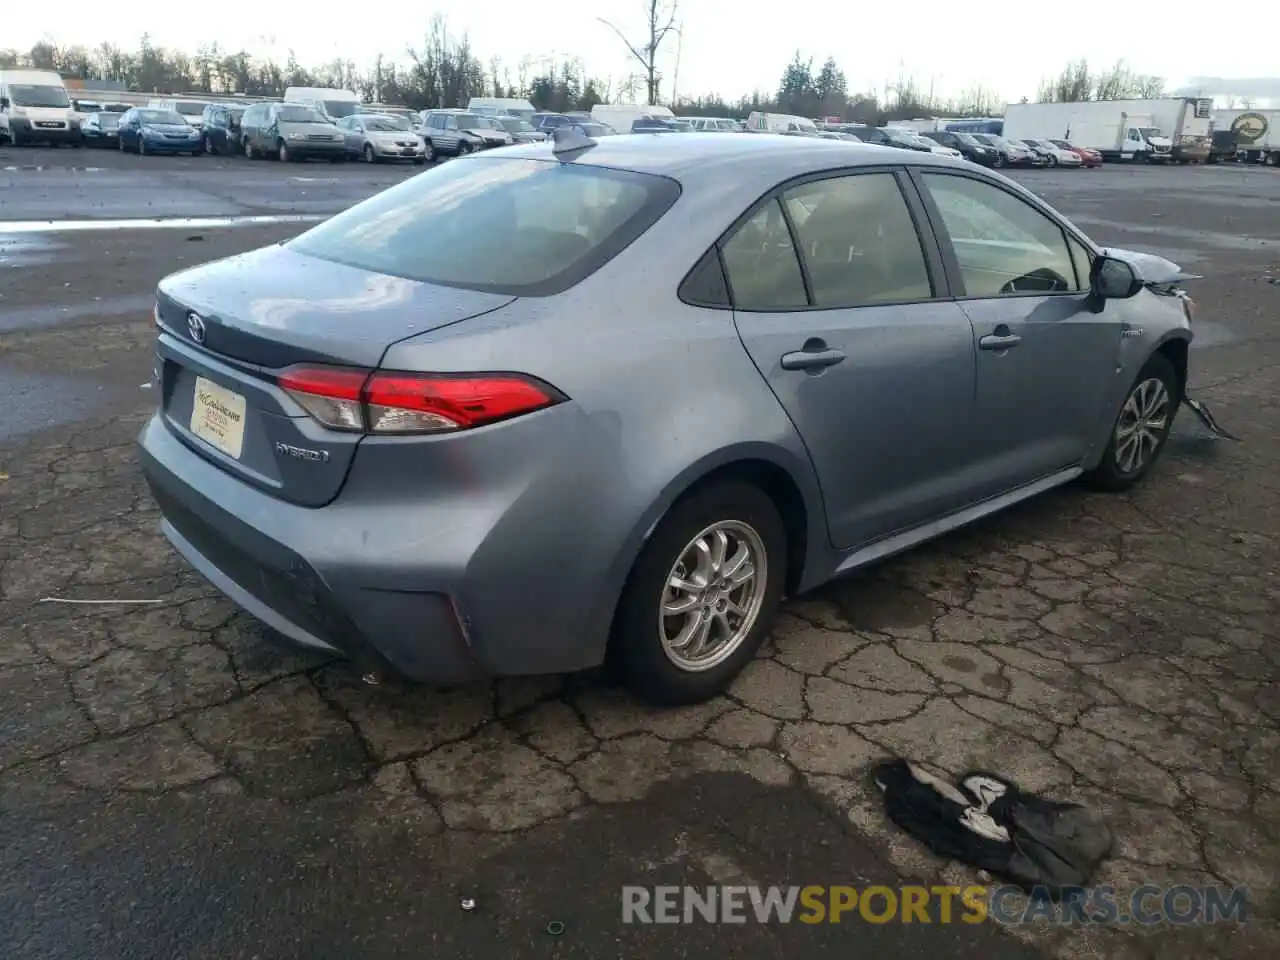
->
1103;248;1238;441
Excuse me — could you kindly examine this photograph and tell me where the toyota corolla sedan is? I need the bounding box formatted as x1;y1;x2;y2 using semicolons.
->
118;108;204;155
139;131;1208;705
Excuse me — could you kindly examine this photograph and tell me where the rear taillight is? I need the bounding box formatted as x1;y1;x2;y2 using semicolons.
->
277;365;564;434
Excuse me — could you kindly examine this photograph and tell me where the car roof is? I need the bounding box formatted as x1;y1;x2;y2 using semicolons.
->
490;132;967;195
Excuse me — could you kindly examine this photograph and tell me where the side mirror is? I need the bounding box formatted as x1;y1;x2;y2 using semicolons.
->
1091;255;1144;300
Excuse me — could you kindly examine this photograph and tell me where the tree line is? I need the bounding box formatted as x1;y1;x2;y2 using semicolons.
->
1035;59;1165;103
2;23;1170;124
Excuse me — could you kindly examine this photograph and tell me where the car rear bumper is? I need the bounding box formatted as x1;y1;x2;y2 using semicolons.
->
137;400;621;684
139;413;485;682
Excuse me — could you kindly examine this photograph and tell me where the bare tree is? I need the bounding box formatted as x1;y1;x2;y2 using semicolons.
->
1038;59;1092;103
597;0;680;105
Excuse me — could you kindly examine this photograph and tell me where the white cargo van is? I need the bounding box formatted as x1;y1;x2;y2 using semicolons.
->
0;69;79;146
468;97;537;122
591;103;674;133
284;86;362;120
744;111;818;135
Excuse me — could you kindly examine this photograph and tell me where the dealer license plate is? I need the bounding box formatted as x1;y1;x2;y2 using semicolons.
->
190;376;247;459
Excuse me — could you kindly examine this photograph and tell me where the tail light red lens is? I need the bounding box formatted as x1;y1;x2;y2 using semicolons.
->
277;365;565;434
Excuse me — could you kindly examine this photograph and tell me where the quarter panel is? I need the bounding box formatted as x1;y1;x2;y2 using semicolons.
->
380;274;828;671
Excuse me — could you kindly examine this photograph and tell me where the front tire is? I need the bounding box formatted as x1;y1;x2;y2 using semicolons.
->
1084;353;1179;492
363;143;376;163
277;140;291;162
204;134;216;155
423;139;436;162
611;481;787;705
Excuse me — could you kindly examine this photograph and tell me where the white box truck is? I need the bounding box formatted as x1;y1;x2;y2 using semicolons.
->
284;86;362;120
591;103;674;133
1003;100;1169;162
1211;109;1280;165
0;69;79;146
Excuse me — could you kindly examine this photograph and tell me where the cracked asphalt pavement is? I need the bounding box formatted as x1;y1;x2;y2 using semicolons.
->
2;150;1279;959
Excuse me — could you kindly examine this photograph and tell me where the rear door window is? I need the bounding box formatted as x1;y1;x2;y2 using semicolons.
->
719;200;808;310
782;173;933;306
288;157;681;296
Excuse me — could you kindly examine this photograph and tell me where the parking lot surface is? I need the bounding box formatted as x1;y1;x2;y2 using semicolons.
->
2;146;1279;959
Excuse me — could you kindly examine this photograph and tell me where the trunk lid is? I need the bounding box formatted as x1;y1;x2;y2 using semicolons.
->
154;243;516;506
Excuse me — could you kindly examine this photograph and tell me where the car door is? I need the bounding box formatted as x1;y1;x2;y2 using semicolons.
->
725;168;981;550
119;109;137;148
442;114;460;151
242;106;260;151
337;116;358;153
913;169;1121;495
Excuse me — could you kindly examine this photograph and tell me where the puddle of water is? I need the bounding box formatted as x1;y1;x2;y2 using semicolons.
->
1070;216;1279;251
0;234;64;268
0;367;124;442
0;294;156;333
0;213;327;234
1;165;105;172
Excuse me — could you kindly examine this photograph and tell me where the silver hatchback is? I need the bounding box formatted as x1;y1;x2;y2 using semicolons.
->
139;132;1210;705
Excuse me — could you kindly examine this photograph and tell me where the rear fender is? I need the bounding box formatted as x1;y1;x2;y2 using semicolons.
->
586;441;830;658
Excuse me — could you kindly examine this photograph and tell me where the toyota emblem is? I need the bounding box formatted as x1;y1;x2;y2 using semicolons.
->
187;312;206;343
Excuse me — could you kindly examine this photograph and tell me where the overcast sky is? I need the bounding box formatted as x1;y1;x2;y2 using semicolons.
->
8;2;1280;105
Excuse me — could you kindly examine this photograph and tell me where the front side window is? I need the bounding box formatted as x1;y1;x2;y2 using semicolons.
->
921;173;1080;297
1066;233;1093;289
719;200;808;311
288;157;680;296
782;173;933;306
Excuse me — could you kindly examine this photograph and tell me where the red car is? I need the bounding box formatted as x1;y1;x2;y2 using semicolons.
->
1049;138;1102;167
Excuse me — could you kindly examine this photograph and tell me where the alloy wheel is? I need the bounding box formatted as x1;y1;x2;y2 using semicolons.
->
1114;377;1170;474
658;520;768;672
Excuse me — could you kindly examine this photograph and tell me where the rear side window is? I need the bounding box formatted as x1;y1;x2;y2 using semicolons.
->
288;157;681;296
720;200;808;310
782;173;933;305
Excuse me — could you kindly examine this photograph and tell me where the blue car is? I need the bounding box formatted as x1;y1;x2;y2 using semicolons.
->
117;108;204;156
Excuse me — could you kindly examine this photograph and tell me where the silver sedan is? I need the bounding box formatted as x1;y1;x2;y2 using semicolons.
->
138;131;1215;705
338;114;427;164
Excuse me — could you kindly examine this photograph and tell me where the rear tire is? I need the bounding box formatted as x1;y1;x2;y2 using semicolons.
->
611;481;787;705
1084;353;1179;492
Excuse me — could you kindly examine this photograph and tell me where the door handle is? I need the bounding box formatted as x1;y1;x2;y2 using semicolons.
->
780;343;846;371
979;332;1023;351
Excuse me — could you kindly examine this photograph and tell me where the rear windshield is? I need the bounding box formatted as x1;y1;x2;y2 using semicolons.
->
288;157;681;297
